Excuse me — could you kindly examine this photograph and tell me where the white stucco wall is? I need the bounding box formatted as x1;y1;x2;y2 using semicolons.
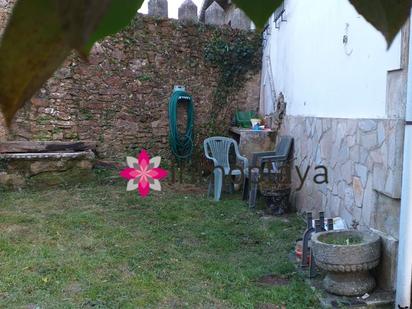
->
261;0;402;119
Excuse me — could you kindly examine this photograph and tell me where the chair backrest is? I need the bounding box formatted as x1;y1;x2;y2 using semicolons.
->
204;137;237;169
275;136;293;160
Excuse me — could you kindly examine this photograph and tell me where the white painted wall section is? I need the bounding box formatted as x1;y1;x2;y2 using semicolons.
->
262;0;402;119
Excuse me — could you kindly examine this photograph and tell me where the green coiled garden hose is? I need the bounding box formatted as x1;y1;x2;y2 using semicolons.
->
168;88;194;161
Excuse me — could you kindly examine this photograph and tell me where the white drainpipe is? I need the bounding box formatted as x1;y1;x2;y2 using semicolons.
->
395;14;412;309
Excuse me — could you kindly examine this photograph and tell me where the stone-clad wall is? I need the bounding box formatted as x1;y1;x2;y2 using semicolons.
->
281;116;404;239
0;13;261;160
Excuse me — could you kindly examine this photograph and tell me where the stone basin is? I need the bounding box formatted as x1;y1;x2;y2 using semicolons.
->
311;230;381;296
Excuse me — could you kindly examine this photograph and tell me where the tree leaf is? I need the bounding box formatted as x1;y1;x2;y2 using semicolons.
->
81;0;144;55
0;0;143;125
231;0;283;30
0;0;71;126
349;0;412;48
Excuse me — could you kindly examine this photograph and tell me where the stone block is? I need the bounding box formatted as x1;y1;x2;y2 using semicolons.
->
385;68;406;118
340;160;353;184
346;119;358;135
370;148;384;164
343;186;355;211
384;170;402;199
374;193;400;238
148;0;168;18
349;145;360;162
77;160;94;170
338;144;350;162
355;163;368;187
30;160;67;175
0;172;25;188
205;1;224;26
329;195;341;217
358;120;377;132
372;164;386;193
361;174;375;227
322;118;332;131
347;134;356;147
320;130;333;160
230;8;251;30
360;131;378;150
353;176;364;207
178;0;198;22
370;228;398;291
377;122;385;145
359;146;369;165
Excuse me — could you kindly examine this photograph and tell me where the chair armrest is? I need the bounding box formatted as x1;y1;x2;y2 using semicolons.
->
232;141;248;169
236;154;248;169
251;151;280;167
204;152;218;166
259;154;287;164
257;154;289;171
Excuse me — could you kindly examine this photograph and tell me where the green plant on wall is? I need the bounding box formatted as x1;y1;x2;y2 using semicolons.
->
203;30;261;132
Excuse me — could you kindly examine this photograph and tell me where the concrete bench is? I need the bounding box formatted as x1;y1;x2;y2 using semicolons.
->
0;142;96;189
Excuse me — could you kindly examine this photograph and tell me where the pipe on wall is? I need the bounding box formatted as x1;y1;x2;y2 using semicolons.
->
395;13;412;309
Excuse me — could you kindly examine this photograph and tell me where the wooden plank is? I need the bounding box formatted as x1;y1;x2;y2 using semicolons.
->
0;141;97;153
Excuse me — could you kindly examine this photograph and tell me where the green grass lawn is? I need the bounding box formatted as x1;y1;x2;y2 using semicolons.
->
0;182;319;308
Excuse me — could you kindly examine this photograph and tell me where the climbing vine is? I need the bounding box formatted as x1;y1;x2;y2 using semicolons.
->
203;30;261;130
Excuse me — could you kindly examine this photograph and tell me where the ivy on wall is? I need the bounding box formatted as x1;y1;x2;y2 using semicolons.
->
203;30;261;133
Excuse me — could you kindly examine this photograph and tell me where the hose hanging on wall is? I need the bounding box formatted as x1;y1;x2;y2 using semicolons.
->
168;86;194;161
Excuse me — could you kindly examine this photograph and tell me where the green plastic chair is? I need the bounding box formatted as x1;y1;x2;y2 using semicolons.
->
235;111;257;128
204;137;248;201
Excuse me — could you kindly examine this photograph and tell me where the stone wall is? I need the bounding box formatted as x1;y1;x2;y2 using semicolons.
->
279;115;404;290
281;116;404;239
0;13;261;161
